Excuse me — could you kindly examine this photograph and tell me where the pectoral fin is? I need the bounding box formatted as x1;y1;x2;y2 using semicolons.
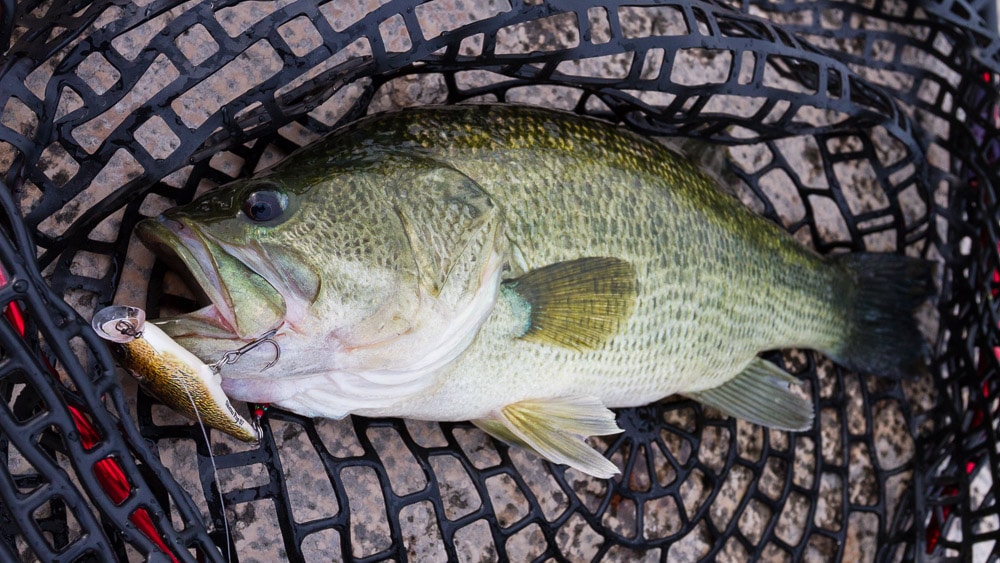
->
504;257;637;351
473;396;624;478
684;358;813;431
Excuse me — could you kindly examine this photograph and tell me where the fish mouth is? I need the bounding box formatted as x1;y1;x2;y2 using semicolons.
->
135;216;285;343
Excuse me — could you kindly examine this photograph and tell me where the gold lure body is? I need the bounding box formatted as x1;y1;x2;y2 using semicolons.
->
93;306;261;443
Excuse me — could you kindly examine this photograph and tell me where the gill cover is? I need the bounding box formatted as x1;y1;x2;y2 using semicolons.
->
391;162;500;297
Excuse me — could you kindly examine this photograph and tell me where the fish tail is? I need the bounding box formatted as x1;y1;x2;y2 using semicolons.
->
828;254;935;379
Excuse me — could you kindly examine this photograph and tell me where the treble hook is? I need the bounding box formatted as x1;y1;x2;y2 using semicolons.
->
212;329;281;373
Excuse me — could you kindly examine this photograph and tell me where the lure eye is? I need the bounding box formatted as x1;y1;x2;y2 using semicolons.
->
241;188;287;223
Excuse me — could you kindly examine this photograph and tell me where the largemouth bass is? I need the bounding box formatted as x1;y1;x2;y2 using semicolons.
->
137;105;933;477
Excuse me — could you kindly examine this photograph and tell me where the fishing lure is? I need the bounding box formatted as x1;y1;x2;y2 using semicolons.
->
93;305;262;443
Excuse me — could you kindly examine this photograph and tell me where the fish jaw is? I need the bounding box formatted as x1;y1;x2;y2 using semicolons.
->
136;215;286;354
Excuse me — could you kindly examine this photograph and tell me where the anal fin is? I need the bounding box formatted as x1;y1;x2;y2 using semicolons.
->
473;396;624;478
684;358;813;431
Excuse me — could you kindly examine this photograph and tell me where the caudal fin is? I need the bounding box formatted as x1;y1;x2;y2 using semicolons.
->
829;254;935;379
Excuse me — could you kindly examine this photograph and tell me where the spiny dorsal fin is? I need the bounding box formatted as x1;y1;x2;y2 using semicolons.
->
684;358;813;431
473;396;623;478
659;136;740;197
393;165;496;296
504;257;637;351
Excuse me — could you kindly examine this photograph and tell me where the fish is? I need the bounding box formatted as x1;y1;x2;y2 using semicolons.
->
135;104;934;478
92;305;262;443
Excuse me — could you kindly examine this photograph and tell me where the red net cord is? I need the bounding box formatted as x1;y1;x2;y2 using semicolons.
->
0;268;179;562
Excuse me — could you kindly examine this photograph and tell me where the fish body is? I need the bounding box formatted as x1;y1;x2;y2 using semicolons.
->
137;105;932;476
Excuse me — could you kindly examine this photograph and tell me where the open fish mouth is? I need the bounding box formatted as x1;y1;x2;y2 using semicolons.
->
135;216;285;341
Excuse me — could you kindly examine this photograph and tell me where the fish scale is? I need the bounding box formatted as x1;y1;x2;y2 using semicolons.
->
138;105;934;477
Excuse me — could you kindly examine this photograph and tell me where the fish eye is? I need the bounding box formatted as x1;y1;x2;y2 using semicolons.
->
241;188;288;223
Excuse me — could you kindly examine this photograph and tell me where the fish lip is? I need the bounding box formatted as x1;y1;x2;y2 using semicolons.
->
136;215;239;336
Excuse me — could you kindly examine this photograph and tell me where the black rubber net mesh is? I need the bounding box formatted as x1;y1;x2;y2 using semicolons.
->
0;0;997;561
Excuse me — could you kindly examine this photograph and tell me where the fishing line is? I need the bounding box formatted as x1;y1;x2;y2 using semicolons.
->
186;330;279;559
177;377;233;561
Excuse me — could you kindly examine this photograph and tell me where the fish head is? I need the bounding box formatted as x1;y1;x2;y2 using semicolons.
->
137;174;312;351
137;155;508;416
